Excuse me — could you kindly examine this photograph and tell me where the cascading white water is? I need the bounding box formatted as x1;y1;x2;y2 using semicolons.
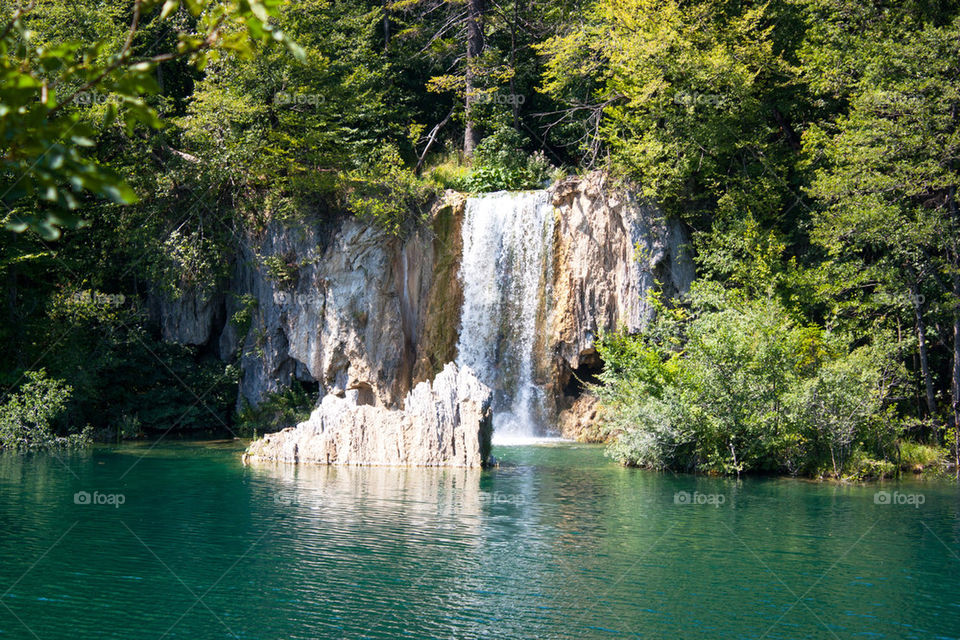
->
456;190;555;443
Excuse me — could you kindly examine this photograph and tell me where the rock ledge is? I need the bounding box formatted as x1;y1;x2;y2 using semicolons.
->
243;363;492;467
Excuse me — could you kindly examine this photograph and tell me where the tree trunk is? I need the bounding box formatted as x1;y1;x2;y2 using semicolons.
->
415;109;454;174
949;184;960;477
947;115;959;476
382;0;390;51
509;0;519;129
910;285;937;419
953;279;960;478
463;0;483;157
772;107;801;150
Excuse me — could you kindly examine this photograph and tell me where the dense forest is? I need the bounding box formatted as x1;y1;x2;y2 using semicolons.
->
1;0;959;478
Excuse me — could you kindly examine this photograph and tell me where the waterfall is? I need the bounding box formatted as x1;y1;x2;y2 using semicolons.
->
456;190;555;442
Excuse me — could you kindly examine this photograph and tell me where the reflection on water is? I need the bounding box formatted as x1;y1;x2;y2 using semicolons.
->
490;434;570;446
248;460;487;538
0;441;959;639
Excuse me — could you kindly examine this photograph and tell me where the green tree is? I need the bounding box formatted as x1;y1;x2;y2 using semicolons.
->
0;0;302;239
0;369;88;449
539;0;797;222
803;10;960;459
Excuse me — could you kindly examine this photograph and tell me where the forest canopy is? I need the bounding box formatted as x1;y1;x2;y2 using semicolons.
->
1;0;959;477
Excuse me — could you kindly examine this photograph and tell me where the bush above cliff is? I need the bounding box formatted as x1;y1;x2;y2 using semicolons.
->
462;128;556;192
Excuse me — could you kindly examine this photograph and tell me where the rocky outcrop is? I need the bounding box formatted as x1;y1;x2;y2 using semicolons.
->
243;363;492;467
409;195;465;386
233;215;414;409
546;172;694;412
149;287;224;347
186;195;467;411
557;393;604;442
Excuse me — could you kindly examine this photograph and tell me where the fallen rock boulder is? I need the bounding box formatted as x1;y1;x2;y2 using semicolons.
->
243;363;492;467
558;393;604;443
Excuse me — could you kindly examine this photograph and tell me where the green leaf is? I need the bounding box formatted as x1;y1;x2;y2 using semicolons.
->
160;0;180;20
102;183;138;205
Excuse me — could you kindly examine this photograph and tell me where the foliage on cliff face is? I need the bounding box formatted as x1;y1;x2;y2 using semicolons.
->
339;145;437;235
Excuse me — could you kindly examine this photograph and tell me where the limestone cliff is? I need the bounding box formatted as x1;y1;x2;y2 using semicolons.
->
153;172;693;437
546;172;694;413
167;194;467;412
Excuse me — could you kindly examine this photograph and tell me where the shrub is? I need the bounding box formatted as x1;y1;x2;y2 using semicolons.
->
596;283;903;476
848;455;897;481
262;253;299;288
0;370;90;450
236;382;317;437
422;150;471;191
340;144;436;236
898;441;944;471
463;127;555;192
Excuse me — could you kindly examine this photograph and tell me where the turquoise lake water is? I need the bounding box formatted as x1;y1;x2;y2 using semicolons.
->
0;441;958;639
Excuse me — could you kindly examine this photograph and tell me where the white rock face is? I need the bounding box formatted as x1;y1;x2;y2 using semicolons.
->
152;174;693;439
228;196;465;410
243;363;492;467
549;172;694;376
150;288;223;347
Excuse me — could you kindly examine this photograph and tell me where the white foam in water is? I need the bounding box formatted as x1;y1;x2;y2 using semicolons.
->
490;434;571;446
456;190;555;441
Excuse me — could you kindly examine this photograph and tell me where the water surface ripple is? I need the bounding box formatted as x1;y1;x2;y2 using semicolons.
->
0;442;958;639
